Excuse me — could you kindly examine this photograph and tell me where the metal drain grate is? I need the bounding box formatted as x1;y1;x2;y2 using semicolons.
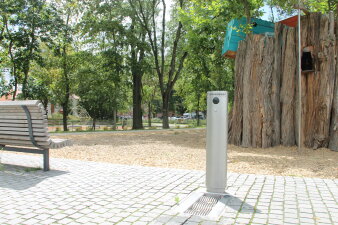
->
184;193;222;216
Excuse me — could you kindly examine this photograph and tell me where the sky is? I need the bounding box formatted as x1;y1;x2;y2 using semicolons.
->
260;5;294;22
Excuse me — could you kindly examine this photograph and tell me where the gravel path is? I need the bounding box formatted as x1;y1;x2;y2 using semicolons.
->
50;128;338;179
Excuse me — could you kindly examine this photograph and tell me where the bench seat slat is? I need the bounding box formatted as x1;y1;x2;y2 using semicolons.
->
0;134;49;141
0;139;69;149
50;139;72;149
0;139;50;147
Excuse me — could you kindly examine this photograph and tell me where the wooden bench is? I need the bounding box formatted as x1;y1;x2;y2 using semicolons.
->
0;100;72;171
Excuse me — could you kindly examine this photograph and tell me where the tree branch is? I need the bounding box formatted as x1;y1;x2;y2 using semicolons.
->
167;0;184;89
130;0;163;93
169;51;188;91
161;0;166;77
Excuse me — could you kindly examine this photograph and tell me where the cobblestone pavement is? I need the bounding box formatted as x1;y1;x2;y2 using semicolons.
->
0;153;337;225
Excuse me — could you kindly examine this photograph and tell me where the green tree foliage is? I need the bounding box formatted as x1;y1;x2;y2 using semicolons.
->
17;77;50;110
79;0;150;130
48;0;81;131
128;0;190;129
266;0;337;18
142;72;158;127
0;74;14;98
74;50;128;130
0;0;61;100
177;0;250;118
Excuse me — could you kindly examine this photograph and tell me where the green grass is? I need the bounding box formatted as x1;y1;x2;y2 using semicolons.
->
24;167;41;172
174;196;180;204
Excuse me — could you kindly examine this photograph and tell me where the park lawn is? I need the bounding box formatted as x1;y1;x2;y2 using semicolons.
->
51;129;338;179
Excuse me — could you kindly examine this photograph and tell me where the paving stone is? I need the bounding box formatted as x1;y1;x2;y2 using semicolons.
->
0;153;337;224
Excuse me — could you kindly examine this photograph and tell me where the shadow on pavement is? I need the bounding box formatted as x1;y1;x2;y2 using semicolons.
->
0;164;68;190
222;193;261;213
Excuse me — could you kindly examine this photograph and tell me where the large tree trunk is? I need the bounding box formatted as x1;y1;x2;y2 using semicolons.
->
196;94;200;127
229;38;247;145
62;46;70;132
162;93;170;129
62;13;70;132
148;102;152;128
280;27;296;146
271;23;283;146
239;34;275;148
230;12;337;150
12;73;18;101
22;70;29;99
113;109;117;130
241;35;254;147
301;13;336;149
62;64;69;132
22;29;35;99
92;118;96;131
132;72;143;129
62;101;68;131
131;21;145;130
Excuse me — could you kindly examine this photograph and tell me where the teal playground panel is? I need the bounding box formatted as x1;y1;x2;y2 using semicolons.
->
222;18;275;58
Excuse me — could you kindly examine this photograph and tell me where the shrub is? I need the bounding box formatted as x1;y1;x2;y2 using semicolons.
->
50;113;63;120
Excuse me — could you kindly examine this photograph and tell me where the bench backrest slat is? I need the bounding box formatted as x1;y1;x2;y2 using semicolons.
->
0;100;50;148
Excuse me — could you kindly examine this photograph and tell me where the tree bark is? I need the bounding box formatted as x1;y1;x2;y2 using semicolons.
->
261;36;274;148
6;36;18;101
229;37;247;145
241;35;254;147
196;93;200;127
12;75;17;101
92;118;96;131
113;109;117;130
301;13;336;149
271;23;284;146
62;44;69;132
62;12;70;132
131;21;144;130
22;23;36;99
132;68;144;129
329;11;338;151
162;92;170;129
280;27;296;146
148;102;152;127
231;12;337;150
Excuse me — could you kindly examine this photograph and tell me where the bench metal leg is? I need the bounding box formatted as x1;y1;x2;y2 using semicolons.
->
43;149;50;171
